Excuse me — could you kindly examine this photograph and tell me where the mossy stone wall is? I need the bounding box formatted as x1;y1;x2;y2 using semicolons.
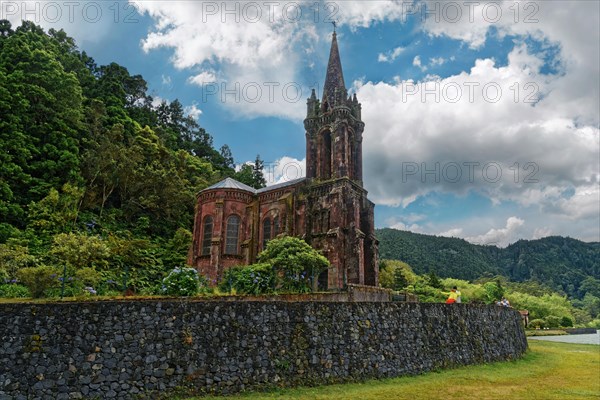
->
0;301;527;399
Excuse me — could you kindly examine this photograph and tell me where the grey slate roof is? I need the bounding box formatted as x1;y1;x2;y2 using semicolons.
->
256;178;306;193
204;177;257;192
202;177;306;194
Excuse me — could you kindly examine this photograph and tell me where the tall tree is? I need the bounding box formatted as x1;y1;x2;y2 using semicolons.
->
252;154;267;189
219;145;235;170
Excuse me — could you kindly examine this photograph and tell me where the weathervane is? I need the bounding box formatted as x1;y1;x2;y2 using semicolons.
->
332;21;336;33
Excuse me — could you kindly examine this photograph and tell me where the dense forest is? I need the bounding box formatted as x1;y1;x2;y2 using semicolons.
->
377;228;600;300
0;21;266;293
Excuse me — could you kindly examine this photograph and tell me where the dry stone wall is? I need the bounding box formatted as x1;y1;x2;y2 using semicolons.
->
0;300;527;399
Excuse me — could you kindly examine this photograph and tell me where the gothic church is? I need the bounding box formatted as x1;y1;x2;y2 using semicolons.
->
188;32;379;289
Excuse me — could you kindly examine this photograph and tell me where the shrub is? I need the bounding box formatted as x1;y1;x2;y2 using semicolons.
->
380;260;416;291
220;264;275;295
50;233;110;270
161;267;203;296
466;286;488;304
529;319;546;329
75;267;102;288
587;319;600;328
44;284;82;298
571;308;592;325
94;275;123;296
545;315;562;329
0;242;38;279
508;291;574;321
379;263;394;289
560;316;574;327
16;266;60;298
483;281;505;304
0;284;31;298
104;234;165;291
412;277;446;303
41;268;103;298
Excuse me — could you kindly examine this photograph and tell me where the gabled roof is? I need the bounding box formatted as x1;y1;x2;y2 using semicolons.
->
201;177;307;195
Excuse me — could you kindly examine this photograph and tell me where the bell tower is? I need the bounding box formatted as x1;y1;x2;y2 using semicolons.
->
305;31;365;185
302;31;378;290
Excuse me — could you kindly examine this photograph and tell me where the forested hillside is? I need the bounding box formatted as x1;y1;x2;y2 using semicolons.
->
377;228;600;300
0;21;265;293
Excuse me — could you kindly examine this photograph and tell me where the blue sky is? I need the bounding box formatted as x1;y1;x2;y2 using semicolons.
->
4;1;599;246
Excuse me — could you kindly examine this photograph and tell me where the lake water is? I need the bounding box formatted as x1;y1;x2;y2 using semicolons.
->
528;330;600;345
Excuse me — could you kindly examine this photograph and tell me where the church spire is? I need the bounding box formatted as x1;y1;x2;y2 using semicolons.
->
322;30;346;107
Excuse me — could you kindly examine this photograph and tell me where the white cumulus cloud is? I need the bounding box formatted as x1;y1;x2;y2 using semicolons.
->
465;217;525;247
184;104;203;120
359;40;599;241
187;71;217;86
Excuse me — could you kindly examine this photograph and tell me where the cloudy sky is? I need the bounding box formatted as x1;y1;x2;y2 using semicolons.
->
4;0;599;246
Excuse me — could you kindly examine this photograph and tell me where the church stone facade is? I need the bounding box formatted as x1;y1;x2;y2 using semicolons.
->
188;32;378;290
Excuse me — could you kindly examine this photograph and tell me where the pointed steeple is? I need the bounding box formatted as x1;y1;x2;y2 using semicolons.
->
322;31;346;107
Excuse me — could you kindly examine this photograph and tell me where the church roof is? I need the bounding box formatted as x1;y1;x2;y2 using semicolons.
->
204;177;257;192
202;177;306;194
322;31;346;106
256;177;306;193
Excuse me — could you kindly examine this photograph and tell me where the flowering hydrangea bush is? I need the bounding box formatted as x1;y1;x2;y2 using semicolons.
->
84;286;97;295
161;266;204;296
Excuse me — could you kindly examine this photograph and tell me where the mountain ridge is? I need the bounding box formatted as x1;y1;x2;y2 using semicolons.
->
376;228;600;299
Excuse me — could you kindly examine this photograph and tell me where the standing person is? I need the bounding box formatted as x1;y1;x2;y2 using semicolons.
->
445;286;459;304
455;286;462;303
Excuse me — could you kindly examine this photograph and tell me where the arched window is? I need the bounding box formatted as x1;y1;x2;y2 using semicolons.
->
201;216;213;255
263;218;271;249
273;216;280;237
225;215;240;255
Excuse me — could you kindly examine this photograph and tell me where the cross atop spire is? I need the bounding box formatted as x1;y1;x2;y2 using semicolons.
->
322;30;345;107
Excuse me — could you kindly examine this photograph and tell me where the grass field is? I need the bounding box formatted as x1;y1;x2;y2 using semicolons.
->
180;341;600;400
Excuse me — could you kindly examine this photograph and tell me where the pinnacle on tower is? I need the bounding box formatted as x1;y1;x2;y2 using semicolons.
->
322;31;346;108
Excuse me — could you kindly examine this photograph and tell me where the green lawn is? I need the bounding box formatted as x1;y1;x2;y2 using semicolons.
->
179;341;600;400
